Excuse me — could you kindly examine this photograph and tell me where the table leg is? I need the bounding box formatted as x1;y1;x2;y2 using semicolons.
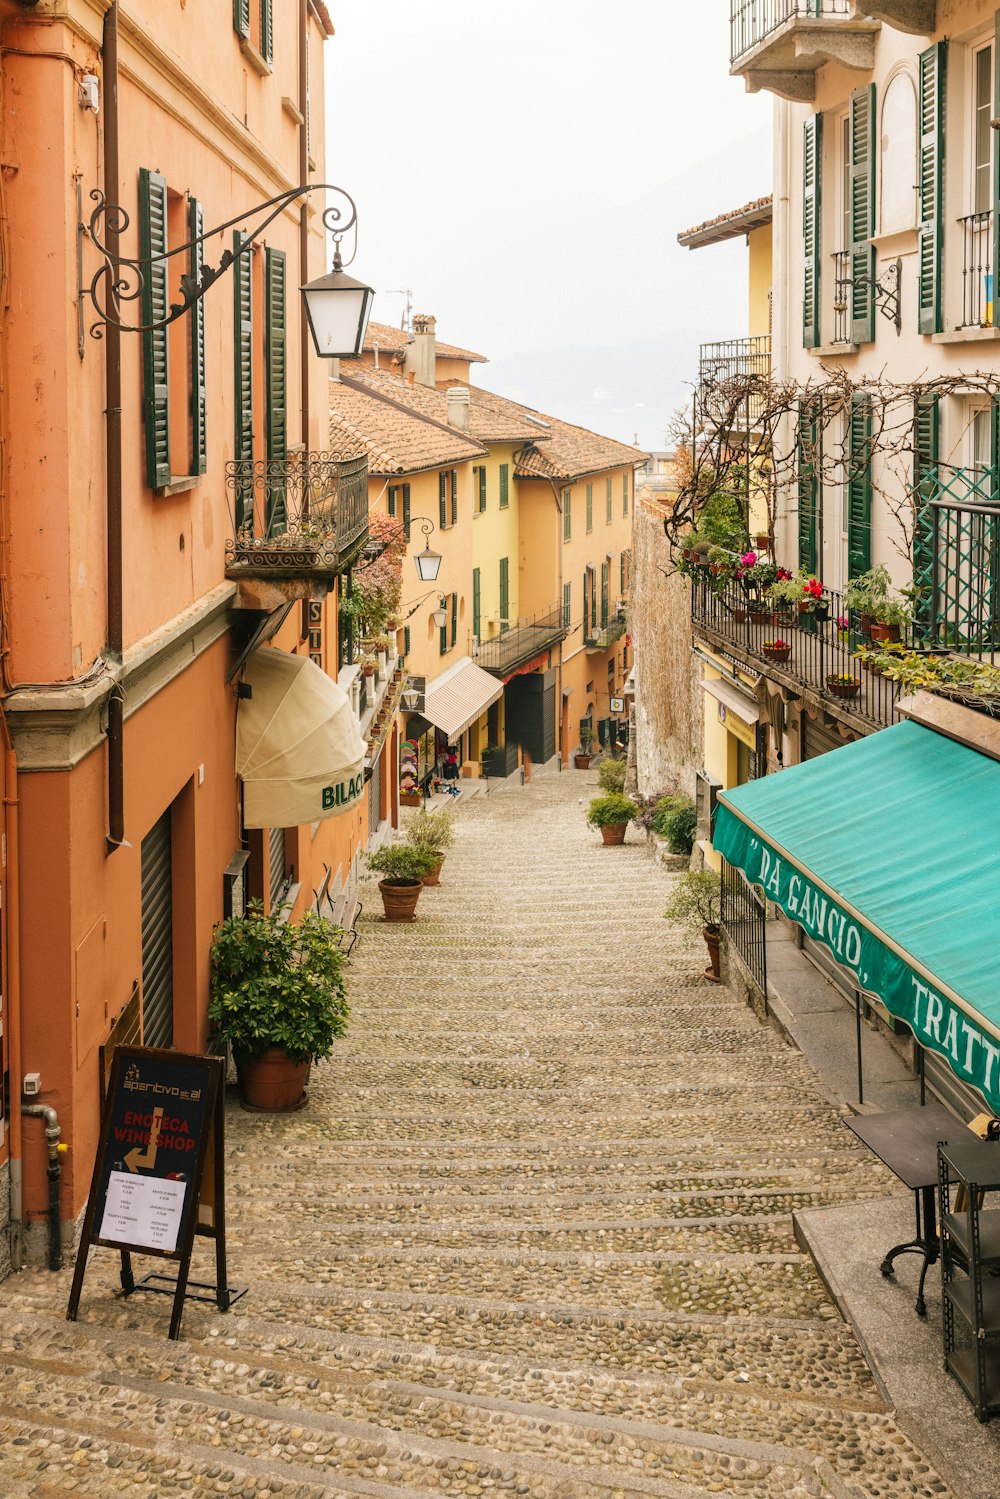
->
879;1185;939;1317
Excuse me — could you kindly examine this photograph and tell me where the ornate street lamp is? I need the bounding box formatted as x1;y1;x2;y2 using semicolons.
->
78;181;373;355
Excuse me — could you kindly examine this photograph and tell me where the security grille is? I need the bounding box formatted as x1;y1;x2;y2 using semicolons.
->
368;753;382;838
140;812;174;1049
269;826;288;909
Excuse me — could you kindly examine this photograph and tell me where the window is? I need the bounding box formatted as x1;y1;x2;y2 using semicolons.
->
140;170;207;492
234;0;273;67
600;561;609;628
606;477;612;524
970;404;992;501
450;469;458;525
403;483;411;541
472;568;481;641
563;581;571;628
499;463;509;509
264;247;287;534
974;42;993;215
960;42;995;329
439;471;448;528
563;488;571;541
586;483;593;532
474;465;487;513
499;557;509;634
439;593;457;654
879;72;917;236
387;486;397;518
623;472;629;517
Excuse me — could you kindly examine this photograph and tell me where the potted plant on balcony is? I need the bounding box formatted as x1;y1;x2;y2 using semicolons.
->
826;672;861;700
405;806;456;886
797;574;831;625
664;869;723;983
208;901;350;1112
869;592;912;644
842;564;891;637
586;792;639;846
367;843;437;922
574;727;595;770
360;651;377;678
766;572;801;623
761;638;791;663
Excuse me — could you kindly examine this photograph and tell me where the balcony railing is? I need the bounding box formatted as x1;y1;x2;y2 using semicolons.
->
699;336;771;426
832;249;852;345
691;575;902;729
225;452;369;579
585;601;627;652
959;211;994;330
731;0;850;59
729;0;876;101
476;603;568;678
914;493;1000;663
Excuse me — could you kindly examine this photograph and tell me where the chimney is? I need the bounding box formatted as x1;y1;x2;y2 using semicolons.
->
446;386;470;432
405;313;437;388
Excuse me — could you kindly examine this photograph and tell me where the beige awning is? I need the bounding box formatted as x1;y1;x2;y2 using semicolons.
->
237;648;368;829
700;674;760;726
423;656;503;744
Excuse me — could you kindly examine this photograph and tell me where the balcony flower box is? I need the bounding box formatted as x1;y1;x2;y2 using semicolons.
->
762;639;791;663
826;674;860;700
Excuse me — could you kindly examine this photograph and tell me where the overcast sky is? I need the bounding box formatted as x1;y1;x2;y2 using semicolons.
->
325;4;772;450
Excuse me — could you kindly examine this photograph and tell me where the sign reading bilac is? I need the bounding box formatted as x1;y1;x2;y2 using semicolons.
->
68;1046;237;1340
714;807;1000;1115
322;770;364;812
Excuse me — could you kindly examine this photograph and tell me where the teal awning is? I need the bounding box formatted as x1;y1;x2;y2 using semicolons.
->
714;719;1000;1112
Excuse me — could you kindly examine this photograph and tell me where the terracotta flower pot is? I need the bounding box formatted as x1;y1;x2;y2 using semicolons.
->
748;608;772;625
599;823;627;845
703;926;722;984
762;645;791;662
421;853;445;886
574;754;592;769
238;1047;309;1112
754;534;770;551
868;622;901;643
379;878;422;922
732;607;747;623
826;676;861;700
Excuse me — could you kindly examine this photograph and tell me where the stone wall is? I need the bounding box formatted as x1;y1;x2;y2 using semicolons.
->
0;1161;11;1284
631;493;703;799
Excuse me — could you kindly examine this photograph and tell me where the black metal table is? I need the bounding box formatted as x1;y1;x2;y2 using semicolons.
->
845;1102;956;1318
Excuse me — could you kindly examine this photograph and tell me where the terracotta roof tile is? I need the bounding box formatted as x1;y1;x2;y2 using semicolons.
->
343;365;541;444
361;320;488;364
328;378;486;477
677;194;773;249
455;385;646;481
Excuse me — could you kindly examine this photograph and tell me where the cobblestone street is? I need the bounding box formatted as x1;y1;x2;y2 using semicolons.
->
0;771;960;1497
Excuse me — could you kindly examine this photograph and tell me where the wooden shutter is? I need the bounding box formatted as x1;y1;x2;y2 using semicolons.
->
912;393;940;636
404;626;411;656
234;0;250;40
261;0;273;64
847;394;872;577
451;592;457;647
797;396;820;572
265;248;287;534
450;469;458;524
623;472;629;516
439;471;448;528
189;198;207;476
563;581;571;627
473;568;481;640
564;490;571;540
606;477;613;524
139;168;170;489
849;84;876;346
478;466;486;512
403;483;411;539
499;464;509;508
499;558;509;633
233;231;254;530
586;483;593;531
600;561;609;627
387;486;397;518
918;42;946;336
582;571;589;634
803;114;823;349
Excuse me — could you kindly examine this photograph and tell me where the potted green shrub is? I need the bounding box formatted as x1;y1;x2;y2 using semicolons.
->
664;869;723;983
657;794;697;855
586;791;639;846
842;564;891;636
574;727;595;770
869;592;912;644
208;902;350;1112
405;805;456;886
367;843;437;922
597;757;627;794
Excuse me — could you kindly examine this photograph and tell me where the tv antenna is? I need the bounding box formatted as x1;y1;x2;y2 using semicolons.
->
388;287;414;334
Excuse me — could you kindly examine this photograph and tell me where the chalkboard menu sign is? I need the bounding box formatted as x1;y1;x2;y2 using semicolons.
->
68;1046;233;1340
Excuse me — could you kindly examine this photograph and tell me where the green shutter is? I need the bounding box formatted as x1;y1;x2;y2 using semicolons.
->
403;483;411;540
623;472;629;516
847;394;873;577
600;562;609;627
388;486;397;518
234;0;249;40
499;464;509;508
564;490;571;540
918;42;946;336
233;230;254;530
451;469;458;524
450;592;457;648
139;168;170;489
797;396;820;572
472;568;481;640
620;552;626;594
189;197;207;477
261;0;273;63
582;571;589;635
499;558;509;633
803;113;823;349
563;581;571;628
439;470;447;528
606;477;612;524
403;626;411;657
586;483;593;531
849;84;876;346
265;247;287;534
912;393;940;639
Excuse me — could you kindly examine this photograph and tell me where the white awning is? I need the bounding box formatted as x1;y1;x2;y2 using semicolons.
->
700;674;760;726
237;648;368;829
423;656;503;744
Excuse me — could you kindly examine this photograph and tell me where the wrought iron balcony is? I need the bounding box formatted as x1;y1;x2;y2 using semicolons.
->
476;603;568;678
225;452;369;582
691;575;902;728
729;0;878;101
958;212;995;330
699;336;771;428
913;490;1000;664
585;601;627;652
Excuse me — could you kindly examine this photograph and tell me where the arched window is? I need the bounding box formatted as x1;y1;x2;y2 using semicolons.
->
880;71;918;234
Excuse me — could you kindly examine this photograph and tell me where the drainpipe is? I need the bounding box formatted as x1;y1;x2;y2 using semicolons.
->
104;0;125;850
4;741;23;1268
298;0;309;449
20;1103;63;1270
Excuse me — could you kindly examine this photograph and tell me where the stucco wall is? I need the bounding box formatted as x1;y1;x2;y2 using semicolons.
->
632;494;702;797
0;1162;10;1284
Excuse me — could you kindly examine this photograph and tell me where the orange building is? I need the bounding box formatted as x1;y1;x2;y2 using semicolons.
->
0;0;382;1272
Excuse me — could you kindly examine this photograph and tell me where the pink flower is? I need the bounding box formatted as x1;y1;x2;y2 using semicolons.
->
776;567;793;581
739;551;758;568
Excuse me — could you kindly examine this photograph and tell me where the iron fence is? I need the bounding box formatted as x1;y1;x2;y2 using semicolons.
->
721;858;768;1011
730;0;851;63
477;603;568;677
832;249;851;345
224;452;369;572
959;211;994;329
913;495;1000;662
699;336;771;426
691;574;902;728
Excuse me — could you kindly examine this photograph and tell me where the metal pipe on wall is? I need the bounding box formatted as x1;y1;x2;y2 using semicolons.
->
104;0;125;850
298;0;310;448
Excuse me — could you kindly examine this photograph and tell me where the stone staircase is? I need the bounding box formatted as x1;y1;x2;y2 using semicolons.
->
0;773;958;1498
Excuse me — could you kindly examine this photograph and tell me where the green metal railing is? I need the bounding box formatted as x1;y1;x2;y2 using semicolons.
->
914;485;1000;662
